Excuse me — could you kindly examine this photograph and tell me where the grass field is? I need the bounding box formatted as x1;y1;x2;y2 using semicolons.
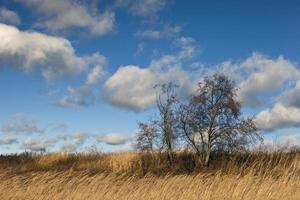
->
0;150;299;200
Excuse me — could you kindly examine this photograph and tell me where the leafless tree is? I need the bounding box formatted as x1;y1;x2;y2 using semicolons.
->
135;121;159;153
155;82;179;163
178;74;262;166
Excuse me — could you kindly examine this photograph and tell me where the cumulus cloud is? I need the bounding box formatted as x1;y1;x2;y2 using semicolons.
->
1;113;44;134
0;7;21;25
16;130;134;152
149;37;197;69
177;52;300;133
17;0;115;36
104;37;197;111
255;82;300;132
237;53;299;107
255;103;300;132
53;52;105;108
212;53;299;108
22;137;57;152
250;55;300;132
281;81;300;108
86;65;103;85
277;134;300;147
104;66;157;111
60;131;94;152
215;53;300;132
0;136;18;145
104;64;192;111
135;25;181;39
115;0;168;17
263;134;300;149
21;132;82;152
84;52;107;70
97;133;134;145
59;131;133;151
173;37;197;59
61;140;82;152
55;86;96;108
0;23;105;81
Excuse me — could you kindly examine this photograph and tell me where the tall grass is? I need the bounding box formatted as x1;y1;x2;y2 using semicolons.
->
0;150;299;199
1;150;299;177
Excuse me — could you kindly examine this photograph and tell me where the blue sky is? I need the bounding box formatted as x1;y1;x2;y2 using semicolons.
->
0;0;300;153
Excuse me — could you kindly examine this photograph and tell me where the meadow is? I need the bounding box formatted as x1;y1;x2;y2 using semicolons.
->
0;150;299;200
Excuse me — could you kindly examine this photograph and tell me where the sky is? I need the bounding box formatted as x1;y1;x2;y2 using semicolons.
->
0;0;300;154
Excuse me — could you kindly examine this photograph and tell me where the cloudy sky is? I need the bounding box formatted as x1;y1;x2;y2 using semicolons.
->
0;0;300;153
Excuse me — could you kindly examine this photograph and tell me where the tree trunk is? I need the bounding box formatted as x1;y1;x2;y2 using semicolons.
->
197;155;203;166
164;121;173;164
204;149;211;167
166;139;173;164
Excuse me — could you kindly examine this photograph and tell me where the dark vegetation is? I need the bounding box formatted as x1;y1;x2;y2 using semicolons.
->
0;150;299;180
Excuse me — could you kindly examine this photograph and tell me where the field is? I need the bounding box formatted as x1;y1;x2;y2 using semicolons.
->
0;150;299;200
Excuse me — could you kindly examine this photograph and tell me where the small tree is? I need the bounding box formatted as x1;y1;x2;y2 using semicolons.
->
136;121;159;153
178;74;261;166
155;82;179;163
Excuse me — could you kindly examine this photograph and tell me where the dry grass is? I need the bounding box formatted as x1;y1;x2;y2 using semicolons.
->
0;150;299;199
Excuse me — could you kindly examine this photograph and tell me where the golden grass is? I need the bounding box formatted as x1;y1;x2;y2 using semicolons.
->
0;150;299;200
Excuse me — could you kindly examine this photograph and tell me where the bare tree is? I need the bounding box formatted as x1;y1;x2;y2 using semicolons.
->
136;121;159;153
155;82;179;163
178;74;262;166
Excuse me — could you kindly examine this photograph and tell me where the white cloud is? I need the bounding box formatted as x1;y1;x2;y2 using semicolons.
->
53;52;105;108
255;103;300;132
1;113;44;134
16;130;134;152
61;139;82;152
84;52;107;70
86;65;103;85
50;52;105;108
239;54;300;132
135;25;181;39
104;65;191;111
0;23;104;81
104;36;197;111
55;86;96;108
186;53;300;133
17;0;115;36
238;53;299;106
277;134;300;147
115;0;168;17
97;133;134;145
104;66;157;111
60;132;94;152
174;37;197;59
212;53;299;107
281;81;300;108
149;37;197;69
50;35;195;111
0;136;18;145
59;131;133;150
22;137;57;152
263;134;300;149
136;30;161;39
0;7;21;25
